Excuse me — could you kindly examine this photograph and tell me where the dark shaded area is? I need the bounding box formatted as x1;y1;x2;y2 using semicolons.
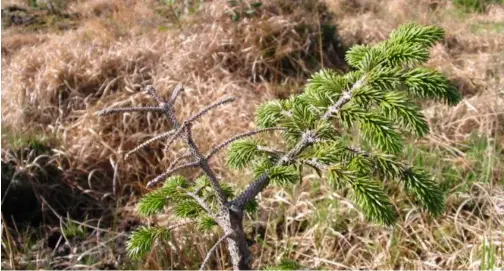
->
214;0;348;84
271;0;348;71
1;146;105;228
1;4;80;31
1;6;36;26
1;160;41;225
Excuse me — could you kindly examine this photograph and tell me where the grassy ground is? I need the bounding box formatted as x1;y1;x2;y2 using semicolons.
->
1;0;503;269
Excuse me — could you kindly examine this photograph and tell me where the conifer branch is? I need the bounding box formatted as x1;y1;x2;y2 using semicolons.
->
183;123;229;206
232;74;367;211
200;232;233;271
125;130;177;159
112;24;459;270
193;185;205;196
281;110;293;118
345;146;369;156
342;146;444;215
169;153;193;169
97;106;164;116
257;146;285;156
169;84;184;105
146;85;165;104
231;131;313;211
300;158;328;171
322;76;366;120
146;161;199;188
322;91;352;120
231;25;447;209
205;128;286;160
187;191;214;216
186;97;236;123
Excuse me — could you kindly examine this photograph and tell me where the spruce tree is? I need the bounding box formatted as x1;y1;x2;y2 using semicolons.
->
97;23;461;270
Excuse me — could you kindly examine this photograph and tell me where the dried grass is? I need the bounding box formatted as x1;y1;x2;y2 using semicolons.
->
1;0;503;269
254;181;504;269
1;0;344;195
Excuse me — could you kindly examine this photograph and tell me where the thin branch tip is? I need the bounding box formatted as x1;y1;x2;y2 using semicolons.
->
206;127;286;160
146;161;199;188
186;97;237;123
96;106;164;116
170;84;185;104
187;191;213;215
145;85;164;104
199;232;233;271
145;85;156;93
126;130;179;159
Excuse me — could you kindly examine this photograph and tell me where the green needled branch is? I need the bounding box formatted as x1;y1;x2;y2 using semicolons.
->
231;76;364;211
231;23;460;220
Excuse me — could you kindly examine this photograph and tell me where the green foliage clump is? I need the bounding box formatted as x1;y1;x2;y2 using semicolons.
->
227;139;264;169
128;175;257;258
127;226;171;259
231;22;461;225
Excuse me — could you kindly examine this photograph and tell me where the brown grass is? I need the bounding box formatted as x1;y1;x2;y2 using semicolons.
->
1;0;503;269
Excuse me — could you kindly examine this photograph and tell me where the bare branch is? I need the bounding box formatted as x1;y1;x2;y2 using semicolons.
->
186;97;235;123
145;85;165;105
167;220;196;231
187;191;213;215
230;173;269;212
205;127;286;160
300;158;328;171
200;232;233;271
322;76;366;120
346;146;369;156
97;106;163;116
169;84;184;105
185;124;229;205
125;130;177;159
161;125;187;153
146;161;199;188
148;86;229;207
168;152;193;169
257;145;285;156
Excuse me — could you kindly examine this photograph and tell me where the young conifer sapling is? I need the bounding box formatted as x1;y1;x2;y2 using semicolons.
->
97;23;461;270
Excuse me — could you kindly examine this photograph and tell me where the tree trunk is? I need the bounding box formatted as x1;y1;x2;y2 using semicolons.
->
223;210;252;270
